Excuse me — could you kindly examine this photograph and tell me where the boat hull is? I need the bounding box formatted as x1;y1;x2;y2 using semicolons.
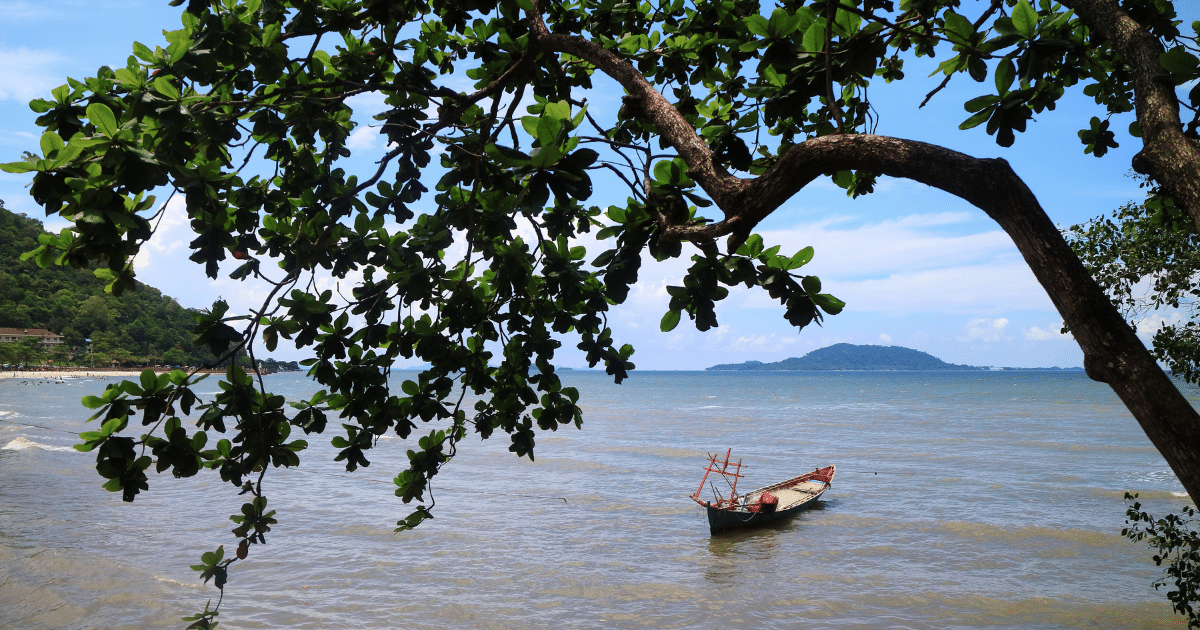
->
704;489;825;534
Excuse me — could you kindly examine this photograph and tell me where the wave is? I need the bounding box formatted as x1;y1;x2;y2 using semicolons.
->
2;436;77;452
150;574;205;590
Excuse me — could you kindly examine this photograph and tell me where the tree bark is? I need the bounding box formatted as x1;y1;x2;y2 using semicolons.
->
761;135;1200;506
1062;0;1200;233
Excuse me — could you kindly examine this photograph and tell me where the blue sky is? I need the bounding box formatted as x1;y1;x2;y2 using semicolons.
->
0;0;1190;369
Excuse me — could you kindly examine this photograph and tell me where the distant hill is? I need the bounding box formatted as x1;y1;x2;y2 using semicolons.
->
707;343;984;371
0;202;240;368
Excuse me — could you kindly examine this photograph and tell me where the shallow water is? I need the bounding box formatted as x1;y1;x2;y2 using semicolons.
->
0;371;1193;629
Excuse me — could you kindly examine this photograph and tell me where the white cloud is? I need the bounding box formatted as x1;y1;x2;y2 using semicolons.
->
817;264;1047;314
1136;312;1185;337
346;125;379;151
727;334;797;352
960;317;1009;342
1025;322;1069;341
133;194;190;272
759;212;1015;279
0;47;67;102
345;91;390;118
739;212;1051;315
0;1;66;21
879;333;892;343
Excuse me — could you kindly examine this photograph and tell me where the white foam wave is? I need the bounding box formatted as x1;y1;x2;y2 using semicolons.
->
151;574;205;590
2;437;77;452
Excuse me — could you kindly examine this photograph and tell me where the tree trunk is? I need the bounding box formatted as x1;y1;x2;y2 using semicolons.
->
1063;0;1200;234
760;134;1200;506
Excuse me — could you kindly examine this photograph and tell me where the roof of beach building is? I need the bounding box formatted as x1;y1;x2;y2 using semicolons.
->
0;328;62;337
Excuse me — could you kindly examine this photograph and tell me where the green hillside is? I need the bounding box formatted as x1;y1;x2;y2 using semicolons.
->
0;201;228;368
707;343;984;371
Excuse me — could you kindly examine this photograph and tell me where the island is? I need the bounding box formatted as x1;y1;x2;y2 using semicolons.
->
705;343;1082;371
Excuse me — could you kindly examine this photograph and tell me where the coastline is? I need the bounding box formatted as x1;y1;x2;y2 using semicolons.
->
0;368;223;380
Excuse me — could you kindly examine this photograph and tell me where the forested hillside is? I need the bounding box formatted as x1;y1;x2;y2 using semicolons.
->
0;201;227;367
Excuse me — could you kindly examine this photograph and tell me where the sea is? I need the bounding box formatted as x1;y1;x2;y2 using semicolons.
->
0;370;1194;629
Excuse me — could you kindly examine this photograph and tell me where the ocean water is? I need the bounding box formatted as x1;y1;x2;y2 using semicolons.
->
0;370;1194;629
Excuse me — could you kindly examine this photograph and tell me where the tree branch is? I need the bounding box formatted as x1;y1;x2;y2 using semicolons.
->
523;2;1200;505
1061;0;1200;233
527;2;749;214
660;133;1200;504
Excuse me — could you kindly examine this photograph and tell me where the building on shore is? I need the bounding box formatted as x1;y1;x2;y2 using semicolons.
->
0;327;64;347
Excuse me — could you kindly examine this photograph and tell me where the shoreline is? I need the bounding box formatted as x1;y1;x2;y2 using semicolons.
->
0;368;224;380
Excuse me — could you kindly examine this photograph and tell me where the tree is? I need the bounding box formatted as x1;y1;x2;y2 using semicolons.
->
50;343;73;366
16;336;45;367
1067;179;1200;383
5;0;1200;623
75;295;116;337
163;347;189;367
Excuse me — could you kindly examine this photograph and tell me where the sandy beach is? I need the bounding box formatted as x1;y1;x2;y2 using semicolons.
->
0;369;216;380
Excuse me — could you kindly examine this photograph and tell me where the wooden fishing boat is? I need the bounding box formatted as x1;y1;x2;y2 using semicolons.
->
689;449;835;534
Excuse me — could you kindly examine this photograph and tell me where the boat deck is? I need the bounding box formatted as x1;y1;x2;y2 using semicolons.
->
744;480;826;510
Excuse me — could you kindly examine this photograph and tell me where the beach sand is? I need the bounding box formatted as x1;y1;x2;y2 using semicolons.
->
0;369;218;380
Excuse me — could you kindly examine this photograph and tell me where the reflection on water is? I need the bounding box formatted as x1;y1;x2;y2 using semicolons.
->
0;371;1194;629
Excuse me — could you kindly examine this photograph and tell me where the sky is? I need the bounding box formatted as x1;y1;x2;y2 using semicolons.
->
0;0;1192;370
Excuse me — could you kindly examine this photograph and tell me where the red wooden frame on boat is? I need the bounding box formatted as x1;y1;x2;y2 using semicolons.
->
691;448;747;509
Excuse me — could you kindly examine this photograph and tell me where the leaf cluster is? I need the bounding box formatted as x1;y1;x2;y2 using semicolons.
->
1066;186;1200;382
1123;493;1200;627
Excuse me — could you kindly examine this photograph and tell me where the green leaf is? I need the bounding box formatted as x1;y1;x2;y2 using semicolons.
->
767;8;802;38
485;143;531;167
40;131;65;157
0;161;39;174
529;145;563;169
535;115;563;146
745;14;769;37
113;68;142;87
132;41;156;62
959;108;994;130
833;5;861;37
653;159;678;185
543;100;571;122
801;276;822;294
520;116;539;139
154;76;181;100
29;99;55;113
736;234;765;257
660;309;682;332
789;246;814;269
762;64;785;88
1012;0;1038;39
164;29;191;64
813;293;845;314
802;21;825;54
1159;46;1200;74
942;11;975;43
87;103;120;137
994;58;1016;95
